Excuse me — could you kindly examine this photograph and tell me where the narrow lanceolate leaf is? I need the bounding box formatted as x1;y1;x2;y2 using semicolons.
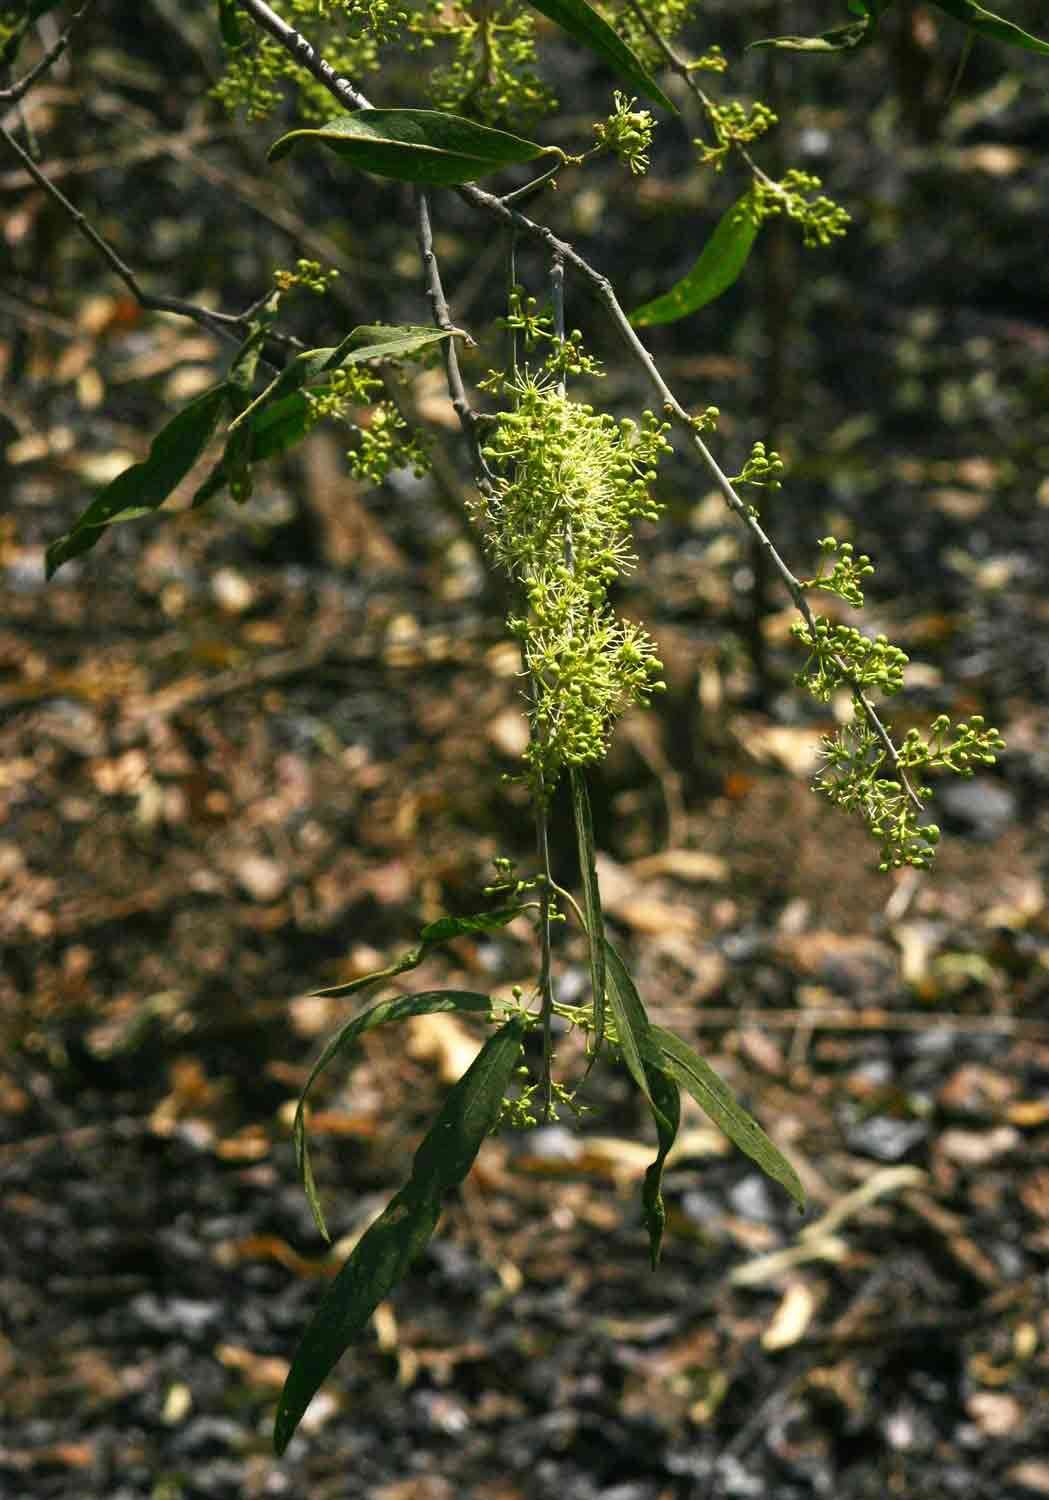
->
192;393;315;507
748;19;874;51
603;939;661;1108
603;942;680;1260
641;1065;680;1268
294;990;493;1242
309;904;529;1000
46;384;228;577
570;768;606;1060
268;110;557;185
523;0;675;113
652;1025;805;1211
630;194;760;327
929;0;1049;54
274;1015;525;1456
229;326;455;435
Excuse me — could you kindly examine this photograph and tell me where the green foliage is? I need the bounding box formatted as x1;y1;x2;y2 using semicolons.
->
268;107;557;183
45;385;229;576
476;353;672;789
274;1013;527;1455
629;191;760;327
27;0;1037;1455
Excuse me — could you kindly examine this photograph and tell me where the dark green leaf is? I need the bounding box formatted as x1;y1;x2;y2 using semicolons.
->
652;1025;805;1210
419;905;529;942
308;906;527;1001
46;384;228;576
630;194;760;327
337;324;459;365
641;1066;680;1267
603;939;662;1108
229;326;454;437
269;110;556;185
929;0;1049;54
523;0;675;112
570;768;606;1059
294;990;493;1241
603;943;680;1261
227;318;272;401
274;1015;525;1455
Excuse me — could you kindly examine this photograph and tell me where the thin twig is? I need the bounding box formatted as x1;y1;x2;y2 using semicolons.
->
233;0;374;111
0;0;94;106
414;187;493;492
535;798;555;1120
0;120;250;344
233;0;920;806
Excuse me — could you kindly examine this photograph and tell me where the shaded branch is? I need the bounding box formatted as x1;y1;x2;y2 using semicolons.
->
0;0;94;106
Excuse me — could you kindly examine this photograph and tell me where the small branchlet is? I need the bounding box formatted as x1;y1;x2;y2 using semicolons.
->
731;440;784;491
801;537;875;610
793;618;908;702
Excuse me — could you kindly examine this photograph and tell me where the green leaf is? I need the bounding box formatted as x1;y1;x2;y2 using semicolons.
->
641;1066;680;1267
523;0;675;113
294;990;493;1242
268;110;556;185
418;905;530;943
652;1025;805;1210
928;0;1049;54
603;942;680;1261
570;768;606;1059
274;1015;525;1456
336;324;460;365
46;384;228;577
748;18;877;51
230;326;454;435
749;0;899;50
191;392;318;507
603;939;661;1109
309;906;528;1000
629;194;760;327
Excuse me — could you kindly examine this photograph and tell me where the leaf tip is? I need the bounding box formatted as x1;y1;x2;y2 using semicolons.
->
267;132;300;163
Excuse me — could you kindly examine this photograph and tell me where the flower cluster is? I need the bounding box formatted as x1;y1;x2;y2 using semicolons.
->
594;93;657;176
696;99;778;171
213;0;404;121
414;1;556;126
801;537;874;610
477;356;672;792
752;170;851;248
732;439;784;492
273;258;340;296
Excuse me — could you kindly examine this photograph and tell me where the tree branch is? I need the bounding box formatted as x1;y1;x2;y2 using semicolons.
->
0;0;94;106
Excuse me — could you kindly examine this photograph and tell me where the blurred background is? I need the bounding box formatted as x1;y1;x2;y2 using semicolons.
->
2;1;1048;1496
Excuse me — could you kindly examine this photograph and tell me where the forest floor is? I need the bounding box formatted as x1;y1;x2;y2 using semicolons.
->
2;475;1048;1498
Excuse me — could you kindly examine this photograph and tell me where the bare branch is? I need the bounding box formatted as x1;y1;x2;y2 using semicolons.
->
0;0;94;106
0;119;251;345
